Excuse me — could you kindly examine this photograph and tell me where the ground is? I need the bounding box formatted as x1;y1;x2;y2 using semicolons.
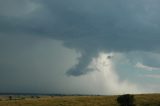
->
0;94;159;106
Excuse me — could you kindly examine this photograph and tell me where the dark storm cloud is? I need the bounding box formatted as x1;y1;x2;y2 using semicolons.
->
1;0;160;76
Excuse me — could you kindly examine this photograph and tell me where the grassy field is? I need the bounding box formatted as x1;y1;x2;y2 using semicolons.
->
0;94;159;106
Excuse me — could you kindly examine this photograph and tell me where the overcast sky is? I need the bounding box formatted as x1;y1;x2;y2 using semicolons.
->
0;0;160;94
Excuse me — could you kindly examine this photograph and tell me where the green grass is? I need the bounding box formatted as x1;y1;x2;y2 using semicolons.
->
0;94;159;106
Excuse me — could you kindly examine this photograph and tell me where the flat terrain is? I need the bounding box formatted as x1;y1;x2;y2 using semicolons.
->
0;94;160;106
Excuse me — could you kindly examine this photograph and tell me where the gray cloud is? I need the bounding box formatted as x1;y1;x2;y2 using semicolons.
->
1;0;160;76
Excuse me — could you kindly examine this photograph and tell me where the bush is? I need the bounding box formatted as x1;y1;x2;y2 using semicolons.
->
8;96;12;100
117;94;135;106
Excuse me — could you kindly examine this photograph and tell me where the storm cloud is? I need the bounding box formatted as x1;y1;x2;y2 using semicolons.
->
0;0;160;95
1;0;160;76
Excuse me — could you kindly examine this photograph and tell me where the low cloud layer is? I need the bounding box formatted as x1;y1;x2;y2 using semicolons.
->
135;62;160;71
144;74;160;79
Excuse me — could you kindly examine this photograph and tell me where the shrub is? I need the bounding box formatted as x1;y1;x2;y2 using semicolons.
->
117;94;135;106
9;96;12;100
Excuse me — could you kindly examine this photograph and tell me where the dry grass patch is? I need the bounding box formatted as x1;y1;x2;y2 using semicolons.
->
0;94;159;106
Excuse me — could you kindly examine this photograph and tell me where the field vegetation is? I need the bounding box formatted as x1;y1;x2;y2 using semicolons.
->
0;94;159;106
